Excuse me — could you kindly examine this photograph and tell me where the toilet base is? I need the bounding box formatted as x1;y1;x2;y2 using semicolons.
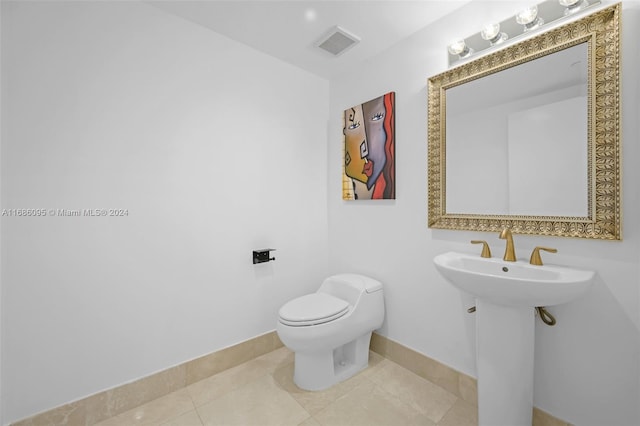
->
293;332;372;391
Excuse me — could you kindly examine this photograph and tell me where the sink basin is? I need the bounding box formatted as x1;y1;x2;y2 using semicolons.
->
433;251;595;307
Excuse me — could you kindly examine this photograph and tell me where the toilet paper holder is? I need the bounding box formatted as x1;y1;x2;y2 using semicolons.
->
253;248;276;264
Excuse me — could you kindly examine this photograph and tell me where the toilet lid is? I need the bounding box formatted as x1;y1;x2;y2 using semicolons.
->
279;293;350;327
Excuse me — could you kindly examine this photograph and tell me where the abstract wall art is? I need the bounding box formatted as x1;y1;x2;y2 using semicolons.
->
342;92;395;200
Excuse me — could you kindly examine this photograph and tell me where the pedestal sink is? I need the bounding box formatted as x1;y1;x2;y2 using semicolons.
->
434;251;595;426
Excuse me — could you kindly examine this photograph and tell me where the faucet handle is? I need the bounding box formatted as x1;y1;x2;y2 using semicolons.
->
530;247;558;265
471;240;492;258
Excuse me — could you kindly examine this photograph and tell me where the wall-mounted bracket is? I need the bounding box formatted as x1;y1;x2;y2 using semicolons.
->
253;248;276;264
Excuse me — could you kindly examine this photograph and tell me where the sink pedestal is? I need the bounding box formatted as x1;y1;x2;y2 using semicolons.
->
476;299;535;426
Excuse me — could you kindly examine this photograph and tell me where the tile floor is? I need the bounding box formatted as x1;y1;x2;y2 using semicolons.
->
94;347;478;426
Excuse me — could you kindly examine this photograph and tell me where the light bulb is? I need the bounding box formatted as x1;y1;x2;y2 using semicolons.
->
481;23;508;46
559;0;589;15
481;23;500;40
448;39;473;58
516;6;538;25
447;39;467;55
516;5;544;31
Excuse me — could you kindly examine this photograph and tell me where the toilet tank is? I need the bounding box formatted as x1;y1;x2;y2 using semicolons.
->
318;274;383;306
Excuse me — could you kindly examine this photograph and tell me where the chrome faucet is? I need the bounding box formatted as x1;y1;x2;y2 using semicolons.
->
499;228;516;261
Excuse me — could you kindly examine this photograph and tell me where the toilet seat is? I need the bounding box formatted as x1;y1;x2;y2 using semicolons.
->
279;293;350;326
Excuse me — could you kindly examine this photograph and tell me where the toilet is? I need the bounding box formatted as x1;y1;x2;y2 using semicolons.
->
276;273;384;391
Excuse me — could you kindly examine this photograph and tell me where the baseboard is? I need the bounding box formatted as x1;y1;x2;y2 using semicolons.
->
12;330;570;426
11;331;283;426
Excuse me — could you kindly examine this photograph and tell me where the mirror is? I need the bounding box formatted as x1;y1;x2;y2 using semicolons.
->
446;42;588;217
428;3;621;240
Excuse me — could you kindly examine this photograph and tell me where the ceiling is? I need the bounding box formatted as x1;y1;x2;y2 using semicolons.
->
148;1;472;79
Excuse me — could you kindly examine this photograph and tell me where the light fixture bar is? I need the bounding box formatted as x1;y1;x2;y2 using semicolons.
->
447;0;600;67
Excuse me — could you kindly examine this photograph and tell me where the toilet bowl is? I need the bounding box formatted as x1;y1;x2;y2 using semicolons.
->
276;274;384;391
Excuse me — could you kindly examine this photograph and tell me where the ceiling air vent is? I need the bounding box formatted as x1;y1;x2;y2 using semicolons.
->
316;26;360;56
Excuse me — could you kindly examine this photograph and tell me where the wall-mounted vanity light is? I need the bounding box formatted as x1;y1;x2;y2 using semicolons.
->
447;0;600;67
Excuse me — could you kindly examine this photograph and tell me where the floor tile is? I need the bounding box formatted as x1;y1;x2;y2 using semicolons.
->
368;360;458;423
438;398;478;426
313;380;435;426
91;347;477;426
272;361;369;415
93;389;194;426
159;409;204;426
356;351;389;379
297;417;322;426
196;374;310;426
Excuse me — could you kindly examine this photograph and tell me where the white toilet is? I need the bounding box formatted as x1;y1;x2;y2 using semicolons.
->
276;273;384;391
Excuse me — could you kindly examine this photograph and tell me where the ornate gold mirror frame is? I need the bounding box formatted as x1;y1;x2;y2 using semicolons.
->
427;3;620;240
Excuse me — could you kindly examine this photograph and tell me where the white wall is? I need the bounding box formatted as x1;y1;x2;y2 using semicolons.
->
2;1;638;425
0;1;328;423
327;1;640;425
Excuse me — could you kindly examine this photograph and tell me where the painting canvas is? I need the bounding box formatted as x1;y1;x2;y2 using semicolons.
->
342;92;395;200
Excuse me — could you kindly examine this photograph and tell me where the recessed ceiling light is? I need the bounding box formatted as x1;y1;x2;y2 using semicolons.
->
304;8;317;22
